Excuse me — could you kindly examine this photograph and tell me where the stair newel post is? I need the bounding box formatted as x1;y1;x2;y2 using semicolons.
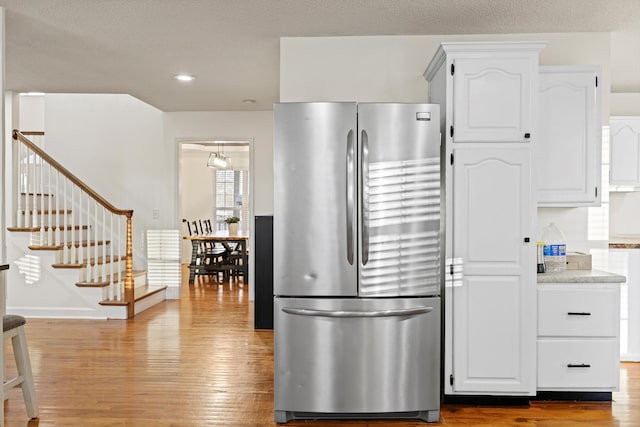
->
125;211;134;319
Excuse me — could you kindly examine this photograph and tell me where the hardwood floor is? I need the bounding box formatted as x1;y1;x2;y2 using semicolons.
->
4;271;639;426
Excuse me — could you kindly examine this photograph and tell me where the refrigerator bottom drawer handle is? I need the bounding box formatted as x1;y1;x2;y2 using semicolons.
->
281;306;433;318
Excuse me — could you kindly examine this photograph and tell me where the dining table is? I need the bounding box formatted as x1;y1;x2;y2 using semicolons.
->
184;230;249;284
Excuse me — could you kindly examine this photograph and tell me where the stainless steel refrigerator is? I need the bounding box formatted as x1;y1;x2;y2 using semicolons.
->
273;102;442;423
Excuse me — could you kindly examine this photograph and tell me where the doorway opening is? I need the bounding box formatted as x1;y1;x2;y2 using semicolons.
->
178;139;254;302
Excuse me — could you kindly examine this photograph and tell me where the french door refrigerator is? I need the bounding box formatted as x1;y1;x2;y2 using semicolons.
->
273;102;442;423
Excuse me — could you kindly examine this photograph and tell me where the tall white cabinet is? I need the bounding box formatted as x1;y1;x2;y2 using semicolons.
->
424;42;544;396
536;66;601;206
610;117;640;187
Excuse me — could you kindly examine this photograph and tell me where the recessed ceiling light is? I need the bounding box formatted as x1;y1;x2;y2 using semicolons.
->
242;99;256;104
174;74;195;82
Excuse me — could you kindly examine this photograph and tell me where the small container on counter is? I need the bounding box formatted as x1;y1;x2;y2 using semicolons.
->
537;241;546;273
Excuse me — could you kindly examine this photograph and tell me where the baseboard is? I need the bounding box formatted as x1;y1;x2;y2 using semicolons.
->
6;306;110;319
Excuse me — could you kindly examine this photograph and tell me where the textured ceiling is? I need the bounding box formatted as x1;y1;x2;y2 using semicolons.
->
1;0;638;111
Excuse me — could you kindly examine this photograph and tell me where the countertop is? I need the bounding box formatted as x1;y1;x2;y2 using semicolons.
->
537;269;625;283
609;235;640;249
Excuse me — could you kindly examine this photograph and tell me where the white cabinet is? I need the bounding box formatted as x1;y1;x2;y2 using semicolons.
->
537;284;620;391
424;42;543;397
536;66;601;206
453;57;536;143
610;117;640;188
451;147;536;394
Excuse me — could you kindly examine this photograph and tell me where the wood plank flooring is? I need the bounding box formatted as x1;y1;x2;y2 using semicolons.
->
4;270;640;426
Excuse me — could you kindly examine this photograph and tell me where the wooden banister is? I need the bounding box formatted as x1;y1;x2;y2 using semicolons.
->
12;130;136;318
13;130;133;217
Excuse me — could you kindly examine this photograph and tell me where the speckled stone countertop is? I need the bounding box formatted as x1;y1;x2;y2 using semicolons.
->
609;235;640;249
537;269;625;283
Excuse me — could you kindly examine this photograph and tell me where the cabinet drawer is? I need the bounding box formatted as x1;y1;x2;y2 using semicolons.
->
538;287;618;337
538;340;619;390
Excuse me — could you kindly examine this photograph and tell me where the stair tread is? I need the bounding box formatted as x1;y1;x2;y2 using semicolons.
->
99;285;167;306
76;270;146;287
7;226;40;232
7;225;89;232
19;210;72;215
28;240;111;250
52;255;127;268
20;192;53;196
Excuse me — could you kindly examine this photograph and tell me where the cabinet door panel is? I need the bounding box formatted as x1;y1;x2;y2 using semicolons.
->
537;68;600;205
453;148;531;276
451;147;535;394
453;58;533;143
610;118;640;186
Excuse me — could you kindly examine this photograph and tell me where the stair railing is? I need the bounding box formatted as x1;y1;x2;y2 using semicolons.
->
12;130;135;318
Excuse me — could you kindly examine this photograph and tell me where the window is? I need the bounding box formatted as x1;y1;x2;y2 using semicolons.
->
215;169;249;232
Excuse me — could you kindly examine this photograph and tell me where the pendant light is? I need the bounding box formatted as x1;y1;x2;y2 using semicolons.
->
206;144;231;169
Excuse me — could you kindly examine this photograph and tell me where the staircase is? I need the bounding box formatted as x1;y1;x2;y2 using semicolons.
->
6;131;166;319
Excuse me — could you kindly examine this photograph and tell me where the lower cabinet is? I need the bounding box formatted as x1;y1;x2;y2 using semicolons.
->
537;283;620;392
449;147;536;395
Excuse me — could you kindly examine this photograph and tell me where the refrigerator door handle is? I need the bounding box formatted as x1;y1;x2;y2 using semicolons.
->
346;130;355;265
281;306;433;318
361;129;370;265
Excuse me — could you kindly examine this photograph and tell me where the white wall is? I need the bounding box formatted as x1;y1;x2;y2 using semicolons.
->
181;150;216;223
44;94;166;262
17;95;45;131
281;33;611;252
281;32;610;119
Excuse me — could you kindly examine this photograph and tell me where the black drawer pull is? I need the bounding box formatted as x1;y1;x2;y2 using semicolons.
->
568;312;591;316
568;363;591;368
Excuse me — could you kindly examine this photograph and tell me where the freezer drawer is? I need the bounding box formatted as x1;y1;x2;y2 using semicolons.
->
274;297;441;422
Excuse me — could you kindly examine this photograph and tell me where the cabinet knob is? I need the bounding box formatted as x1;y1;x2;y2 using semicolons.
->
524;237;530;243
524;133;531;139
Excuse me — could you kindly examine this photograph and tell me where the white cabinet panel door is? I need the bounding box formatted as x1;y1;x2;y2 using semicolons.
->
537;67;600;206
610;117;640;187
452;147;535;394
453;58;534;143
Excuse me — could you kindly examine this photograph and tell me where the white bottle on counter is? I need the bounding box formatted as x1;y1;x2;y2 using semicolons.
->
542;223;566;272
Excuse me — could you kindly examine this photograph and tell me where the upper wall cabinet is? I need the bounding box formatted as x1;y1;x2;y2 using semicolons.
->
452;56;537;143
536;66;601;206
610;117;640;188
